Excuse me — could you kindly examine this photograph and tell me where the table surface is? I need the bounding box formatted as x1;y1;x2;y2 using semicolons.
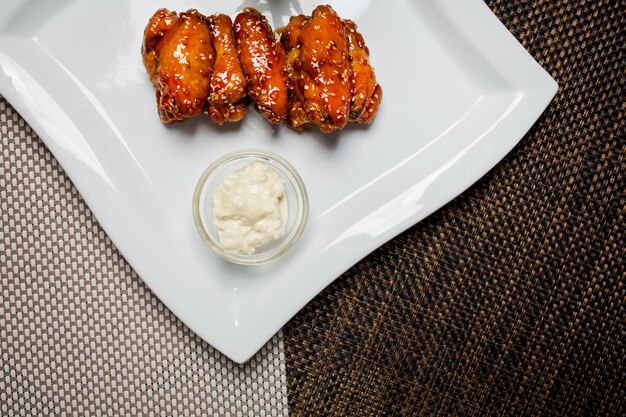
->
1;0;625;416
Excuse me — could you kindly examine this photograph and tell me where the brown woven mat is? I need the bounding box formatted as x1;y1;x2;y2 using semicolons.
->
284;1;626;416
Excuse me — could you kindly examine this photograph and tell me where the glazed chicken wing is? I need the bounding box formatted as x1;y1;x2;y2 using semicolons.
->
142;9;215;124
299;5;351;132
280;15;311;131
207;14;248;124
234;8;288;124
344;19;382;124
142;6;382;131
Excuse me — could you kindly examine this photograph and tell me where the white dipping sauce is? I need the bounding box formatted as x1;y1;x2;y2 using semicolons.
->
213;161;288;255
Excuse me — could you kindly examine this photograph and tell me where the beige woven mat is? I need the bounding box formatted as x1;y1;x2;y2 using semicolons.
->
0;98;289;416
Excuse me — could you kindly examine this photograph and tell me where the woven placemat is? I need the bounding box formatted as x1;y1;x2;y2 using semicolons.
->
284;0;625;416
0;100;289;416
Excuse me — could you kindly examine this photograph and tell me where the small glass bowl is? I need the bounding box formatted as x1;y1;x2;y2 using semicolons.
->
193;149;309;265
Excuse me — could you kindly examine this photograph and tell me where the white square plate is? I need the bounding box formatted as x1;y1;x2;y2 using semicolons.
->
0;0;557;362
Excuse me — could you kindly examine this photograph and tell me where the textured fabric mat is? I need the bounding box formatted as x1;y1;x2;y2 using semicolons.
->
284;0;625;416
0;100;289;416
